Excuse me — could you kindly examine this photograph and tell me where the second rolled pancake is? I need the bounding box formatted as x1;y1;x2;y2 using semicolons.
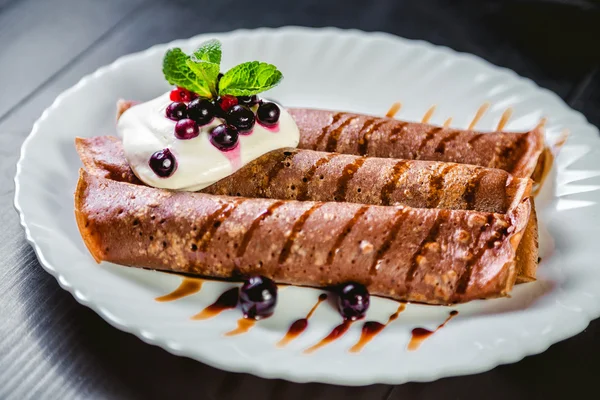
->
76;137;522;214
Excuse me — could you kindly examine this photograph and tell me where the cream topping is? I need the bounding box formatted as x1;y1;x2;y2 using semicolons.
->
117;92;299;191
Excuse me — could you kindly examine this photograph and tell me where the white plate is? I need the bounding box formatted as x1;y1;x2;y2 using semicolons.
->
14;27;600;386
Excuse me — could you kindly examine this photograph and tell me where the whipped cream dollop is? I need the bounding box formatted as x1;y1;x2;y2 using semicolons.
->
117;92;300;191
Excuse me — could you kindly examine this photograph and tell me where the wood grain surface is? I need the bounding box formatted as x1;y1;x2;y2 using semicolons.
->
1;0;599;398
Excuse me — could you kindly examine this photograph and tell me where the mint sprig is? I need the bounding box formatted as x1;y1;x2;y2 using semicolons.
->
162;39;282;99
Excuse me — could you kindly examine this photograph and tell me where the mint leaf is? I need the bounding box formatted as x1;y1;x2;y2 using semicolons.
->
191;39;222;65
218;61;283;96
162;48;213;98
185;59;220;97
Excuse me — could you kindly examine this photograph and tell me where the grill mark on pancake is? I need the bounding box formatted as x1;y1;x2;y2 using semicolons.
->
426;164;458;208
416;127;444;158
198;199;244;251
278;203;323;264
369;208;407;276
454;216;505;297
261;150;297;196
462;169;487;210
326;206;369;265
405;211;447;288
497;134;527;172
296;153;338;201
237;201;285;257
315;113;344;148
333;157;366;202
380;160;410;205
434;130;461;154
389;122;408;143
326;116;359;152
358;120;388;156
467;134;484;146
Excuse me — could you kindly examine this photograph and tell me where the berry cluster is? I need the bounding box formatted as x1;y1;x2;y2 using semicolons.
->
150;87;282;178
166;87;281;150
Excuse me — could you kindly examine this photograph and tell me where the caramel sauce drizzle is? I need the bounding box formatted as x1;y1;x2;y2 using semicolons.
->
443;117;453;127
385;102;402;118
237;201;285;257
191;287;239;320
380;160;410;206
388;122;408;143
467;133;483;146
495;134;527;171
278;204;323;264
421;105;436;123
261;151;297;196
358;120;388;156
277;293;328;347
194;204;229;243
303;319;354;354
454;216;499;297
496;108;513;131
225;317;256;336
155;277;204;302
462;169;487;210
426;165;458;208
296;154;337;201
369;208;406;276
405;212;447;288
198;200;244;251
554;129;569;151
408;310;458;351
349;303;406;353
315;112;344;148
326;206;369;265
356;119;377;153
468;102;490;130
535;117;547;130
326;116;359;152
333;157;366;202
416;127;444;156
434;130;461;154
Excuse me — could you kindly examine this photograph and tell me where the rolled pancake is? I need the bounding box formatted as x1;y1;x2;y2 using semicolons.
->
289;108;546;180
77;136;518;213
75;169;531;304
76;136;538;283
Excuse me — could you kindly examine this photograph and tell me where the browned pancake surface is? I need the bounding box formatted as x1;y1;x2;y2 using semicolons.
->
75;170;530;304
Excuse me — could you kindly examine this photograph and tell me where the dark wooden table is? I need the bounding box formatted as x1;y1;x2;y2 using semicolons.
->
1;0;599;398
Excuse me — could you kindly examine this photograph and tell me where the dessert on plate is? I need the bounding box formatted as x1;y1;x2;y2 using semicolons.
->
74;39;545;322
